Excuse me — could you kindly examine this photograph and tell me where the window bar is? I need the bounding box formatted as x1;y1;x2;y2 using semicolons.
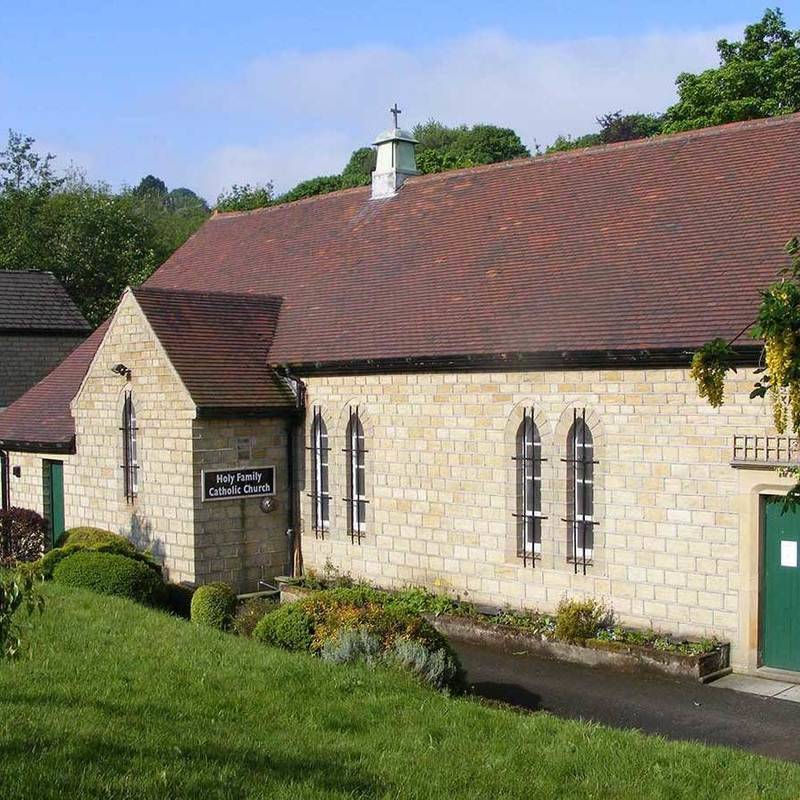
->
119;393;136;502
511;407;547;567
561;407;599;575
342;406;369;545
305;406;330;540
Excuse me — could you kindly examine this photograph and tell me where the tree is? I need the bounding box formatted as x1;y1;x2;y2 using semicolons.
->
277;175;342;204
0;130;62;193
413;120;529;173
0;132;209;326
133;174;168;199
664;8;800;132
547;111;663;153
340;147;376;188
215;183;274;213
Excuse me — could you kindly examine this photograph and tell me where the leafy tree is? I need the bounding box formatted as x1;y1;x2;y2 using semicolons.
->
0;130;62;193
215;182;274;212
547;111;663;153
0;132;208;326
340;147;376;188
664;8;800;132
277;175;342;204
413;120;529;172
133;174;168;199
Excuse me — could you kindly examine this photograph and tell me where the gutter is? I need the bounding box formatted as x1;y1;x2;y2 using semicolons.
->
0;450;9;511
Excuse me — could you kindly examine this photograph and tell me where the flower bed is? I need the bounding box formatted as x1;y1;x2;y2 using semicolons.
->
275;574;730;683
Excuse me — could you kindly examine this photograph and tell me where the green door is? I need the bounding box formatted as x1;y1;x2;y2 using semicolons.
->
762;497;800;670
45;460;65;548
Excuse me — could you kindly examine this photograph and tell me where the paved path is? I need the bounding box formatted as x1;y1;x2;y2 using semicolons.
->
453;638;800;762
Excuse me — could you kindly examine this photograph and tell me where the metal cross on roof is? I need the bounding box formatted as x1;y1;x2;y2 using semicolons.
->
390;103;401;128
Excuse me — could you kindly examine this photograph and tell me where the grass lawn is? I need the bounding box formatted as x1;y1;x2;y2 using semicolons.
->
0;584;798;799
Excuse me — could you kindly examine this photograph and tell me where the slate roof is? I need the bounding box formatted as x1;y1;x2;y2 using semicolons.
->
147;113;800;369
0;271;90;333
0;321;108;451
132;287;296;412
2;113;800;450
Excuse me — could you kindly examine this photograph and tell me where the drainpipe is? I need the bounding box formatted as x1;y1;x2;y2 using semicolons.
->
0;449;9;512
277;367;306;577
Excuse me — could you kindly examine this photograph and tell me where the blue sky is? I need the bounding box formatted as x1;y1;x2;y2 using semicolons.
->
1;2;793;201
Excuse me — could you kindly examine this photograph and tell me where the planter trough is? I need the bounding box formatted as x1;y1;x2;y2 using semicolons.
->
428;613;731;684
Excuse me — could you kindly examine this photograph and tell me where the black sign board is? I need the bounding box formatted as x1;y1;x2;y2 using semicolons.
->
202;466;275;502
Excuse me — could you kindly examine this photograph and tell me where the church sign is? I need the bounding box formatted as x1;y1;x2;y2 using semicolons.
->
202;467;275;502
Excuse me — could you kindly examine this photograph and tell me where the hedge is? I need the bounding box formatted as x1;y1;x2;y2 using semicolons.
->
51;551;165;606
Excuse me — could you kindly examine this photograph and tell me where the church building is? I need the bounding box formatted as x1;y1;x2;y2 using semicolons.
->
1;112;799;675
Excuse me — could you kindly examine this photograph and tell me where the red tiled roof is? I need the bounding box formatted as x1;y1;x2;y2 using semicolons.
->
147;113;800;368
132;287;296;411
2;114;800;450
0;321;108;451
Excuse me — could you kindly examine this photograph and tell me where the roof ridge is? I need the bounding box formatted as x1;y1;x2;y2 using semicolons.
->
212;183;369;220
134;285;284;303
209;112;800;216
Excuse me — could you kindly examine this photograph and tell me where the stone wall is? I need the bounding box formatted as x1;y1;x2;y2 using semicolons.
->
300;367;777;658
5;292;295;591
192;417;292;592
0;333;85;409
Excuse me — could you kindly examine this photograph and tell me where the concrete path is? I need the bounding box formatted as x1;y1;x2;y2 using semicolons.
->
453;638;800;762
711;672;800;701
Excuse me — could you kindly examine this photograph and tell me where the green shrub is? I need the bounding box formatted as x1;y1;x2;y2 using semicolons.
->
385;638;464;692
164;582;195;619
554;597;613;644
321;627;382;665
36;544;83;579
52;551;165;606
63;528;163;576
61;527;136;553
253;603;315;651
232;596;275;638
190;582;237;631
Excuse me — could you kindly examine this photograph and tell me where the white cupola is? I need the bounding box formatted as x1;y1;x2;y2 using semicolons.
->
371;104;419;200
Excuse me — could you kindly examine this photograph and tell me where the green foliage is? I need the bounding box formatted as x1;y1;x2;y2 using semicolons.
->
61;526;135;553
253;602;315;651
0;130;63;193
190;582;237;630
215;182;274;212
595;626;719;656
340;146;376;187
690;337;737;408
277;175;342;204
413;120;529;174
553;597;613;644
0;569;44;658
231;596;274;637
164;582;195;619
133;174;167;198
547;111;663;153
36;544;82;579
490;607;557;636
51;550;165;605
664;8;800;132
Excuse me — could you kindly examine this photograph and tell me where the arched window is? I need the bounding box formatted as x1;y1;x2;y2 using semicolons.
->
514;409;543;566
565;410;596;573
121;392;139;501
309;407;330;536
345;406;367;543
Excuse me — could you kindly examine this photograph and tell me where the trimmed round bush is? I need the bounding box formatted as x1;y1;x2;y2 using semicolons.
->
253;603;315;651
61;527;136;553
52;550;165;605
190;582;237;630
36;544;83;579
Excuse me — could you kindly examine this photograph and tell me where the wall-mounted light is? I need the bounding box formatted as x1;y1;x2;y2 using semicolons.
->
111;363;132;379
